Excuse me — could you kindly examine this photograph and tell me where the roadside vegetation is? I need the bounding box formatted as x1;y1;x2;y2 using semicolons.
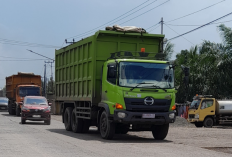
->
173;24;232;102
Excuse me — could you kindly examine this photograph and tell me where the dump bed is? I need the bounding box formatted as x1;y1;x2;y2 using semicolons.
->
55;30;164;104
6;72;41;99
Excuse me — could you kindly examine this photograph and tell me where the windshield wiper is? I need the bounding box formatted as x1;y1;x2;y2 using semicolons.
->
130;82;153;91
143;85;167;92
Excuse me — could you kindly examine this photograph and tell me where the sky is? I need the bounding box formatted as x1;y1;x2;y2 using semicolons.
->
0;0;231;88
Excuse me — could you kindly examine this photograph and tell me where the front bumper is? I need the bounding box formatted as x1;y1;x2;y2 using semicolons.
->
113;110;176;125
22;112;50;121
187;118;200;123
0;104;8;110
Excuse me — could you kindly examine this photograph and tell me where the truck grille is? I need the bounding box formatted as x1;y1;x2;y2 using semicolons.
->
124;98;171;112
189;114;195;118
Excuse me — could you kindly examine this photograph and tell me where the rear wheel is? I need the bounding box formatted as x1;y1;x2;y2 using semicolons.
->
71;109;83;133
195;122;203;128
64;107;72;131
152;124;169;140
99;111;115;140
204;117;213;128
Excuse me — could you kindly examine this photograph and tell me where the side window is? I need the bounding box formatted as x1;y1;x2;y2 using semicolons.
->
201;100;213;109
107;64;116;84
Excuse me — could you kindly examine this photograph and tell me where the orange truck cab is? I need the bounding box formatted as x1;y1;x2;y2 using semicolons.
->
6;72;42;116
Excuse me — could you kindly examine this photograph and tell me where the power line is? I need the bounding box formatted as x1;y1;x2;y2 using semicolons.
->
146;22;160;31
0;38;61;48
168;11;232;41
149;24;160;33
164;24;194;45
27;49;55;61
119;0;169;26
70;0;169;40
166;0;226;23
66;0;152;40
0;55;44;60
165;19;232;27
0;59;47;61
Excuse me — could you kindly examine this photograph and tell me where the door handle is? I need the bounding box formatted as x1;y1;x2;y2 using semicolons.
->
105;90;107;93
211;110;214;112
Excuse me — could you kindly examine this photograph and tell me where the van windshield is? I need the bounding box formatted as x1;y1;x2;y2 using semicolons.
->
119;62;174;88
19;87;40;97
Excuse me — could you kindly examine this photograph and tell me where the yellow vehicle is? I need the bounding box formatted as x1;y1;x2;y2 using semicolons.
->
187;95;232;128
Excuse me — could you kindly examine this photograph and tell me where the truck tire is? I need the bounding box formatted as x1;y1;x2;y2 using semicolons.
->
203;117;213;128
195;122;203;127
8;103;12;115
99;111;115;140
64;107;72;131
152;124;169;140
21;118;26;124
71;109;83;133
16;108;20;116
82;119;90;133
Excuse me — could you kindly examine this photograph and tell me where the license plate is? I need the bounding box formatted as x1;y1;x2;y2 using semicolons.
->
142;114;155;119
32;115;41;118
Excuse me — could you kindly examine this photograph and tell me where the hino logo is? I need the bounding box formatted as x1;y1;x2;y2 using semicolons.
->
35;109;38;112
144;97;154;105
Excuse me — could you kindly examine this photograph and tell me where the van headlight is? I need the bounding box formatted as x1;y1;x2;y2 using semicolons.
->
195;114;199;119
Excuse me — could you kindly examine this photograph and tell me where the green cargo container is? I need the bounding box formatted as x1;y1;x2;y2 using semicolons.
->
55;30;164;103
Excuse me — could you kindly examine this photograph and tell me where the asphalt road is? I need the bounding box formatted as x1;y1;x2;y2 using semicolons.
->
0;110;232;157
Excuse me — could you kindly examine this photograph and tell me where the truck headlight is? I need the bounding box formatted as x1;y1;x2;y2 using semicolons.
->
195;114;199;119
117;112;126;118
169;113;175;119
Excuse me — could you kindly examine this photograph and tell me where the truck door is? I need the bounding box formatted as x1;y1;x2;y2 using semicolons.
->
101;63;117;110
199;99;215;121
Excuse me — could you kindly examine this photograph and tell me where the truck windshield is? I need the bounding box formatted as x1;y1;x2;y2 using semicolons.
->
19;87;40;97
190;100;201;109
119;62;174;88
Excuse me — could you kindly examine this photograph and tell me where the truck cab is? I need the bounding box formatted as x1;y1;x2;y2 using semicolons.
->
188;95;216;127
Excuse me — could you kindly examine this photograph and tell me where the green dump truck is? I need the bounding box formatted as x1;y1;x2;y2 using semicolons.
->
55;29;176;140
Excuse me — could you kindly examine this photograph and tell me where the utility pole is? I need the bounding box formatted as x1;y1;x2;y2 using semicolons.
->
44;63;46;96
45;60;54;94
161;17;164;53
161;17;163;35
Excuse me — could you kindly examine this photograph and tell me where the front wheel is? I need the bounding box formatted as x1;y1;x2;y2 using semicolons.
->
152;124;169;140
204;117;214;128
99;111;115;140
